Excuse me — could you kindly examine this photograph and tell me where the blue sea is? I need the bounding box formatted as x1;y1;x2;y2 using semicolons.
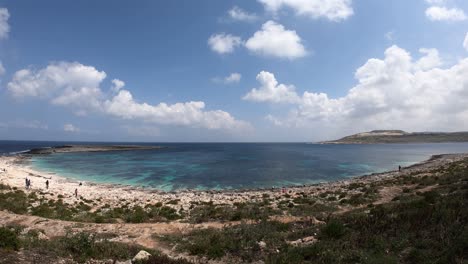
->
1;141;468;191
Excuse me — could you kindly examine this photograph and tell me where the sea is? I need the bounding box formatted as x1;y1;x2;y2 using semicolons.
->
1;141;468;191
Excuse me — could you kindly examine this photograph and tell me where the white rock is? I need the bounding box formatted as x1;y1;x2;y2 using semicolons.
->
258;241;267;249
132;250;151;262
38;232;49;240
116;260;132;264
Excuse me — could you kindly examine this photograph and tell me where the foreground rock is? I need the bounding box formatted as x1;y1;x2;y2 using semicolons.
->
132;250;152;262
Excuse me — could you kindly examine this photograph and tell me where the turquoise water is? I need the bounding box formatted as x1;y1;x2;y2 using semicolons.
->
26;143;468;191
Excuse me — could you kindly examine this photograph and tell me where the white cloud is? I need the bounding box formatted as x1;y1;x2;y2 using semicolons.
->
243;71;300;103
258;0;353;21
7;62;106;115
225;73;241;83
213;73;242;84
64;123;79;132
245;21;307;59
104;90;250;131
250;43;468;133
6;61;251;132
111;79;125;93
0;8;10;39
228;6;258;22
208;33;242;54
425;6;467;21
464;33;468;52
414;48;442;71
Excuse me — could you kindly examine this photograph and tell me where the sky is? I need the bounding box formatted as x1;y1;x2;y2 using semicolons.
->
0;0;468;142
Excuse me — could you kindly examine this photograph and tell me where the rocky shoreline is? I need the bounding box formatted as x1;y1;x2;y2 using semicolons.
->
1;152;467;213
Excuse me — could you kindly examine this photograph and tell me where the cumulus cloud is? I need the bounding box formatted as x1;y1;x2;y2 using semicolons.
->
245;21;307;59
425;6;467;21
104;90;250;130
213;73;242;84
7;62;106;115
243;71;300;103
64;123;79;132
464;33;468;52
208;33;242;54
0;7;10;39
228;6;258;22
111;79;125;93
7;61;250;132
258;0;353;21
414;48;442;71
248;43;468;133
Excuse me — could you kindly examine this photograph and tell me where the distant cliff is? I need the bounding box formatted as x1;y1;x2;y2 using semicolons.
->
321;130;468;144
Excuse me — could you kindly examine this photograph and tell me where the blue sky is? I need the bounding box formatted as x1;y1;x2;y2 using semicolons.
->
0;0;468;142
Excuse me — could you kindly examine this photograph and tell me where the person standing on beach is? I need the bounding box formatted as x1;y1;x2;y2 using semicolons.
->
25;177;28;189
75;188;78;198
398;165;401;172
45;180;49;189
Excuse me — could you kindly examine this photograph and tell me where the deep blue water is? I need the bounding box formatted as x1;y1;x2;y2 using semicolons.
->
2;141;468;191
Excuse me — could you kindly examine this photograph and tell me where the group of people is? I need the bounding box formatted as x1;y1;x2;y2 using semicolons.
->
25;178;49;189
24;176;81;198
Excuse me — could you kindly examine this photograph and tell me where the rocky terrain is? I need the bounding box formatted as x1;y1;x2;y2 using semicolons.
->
322;130;468;144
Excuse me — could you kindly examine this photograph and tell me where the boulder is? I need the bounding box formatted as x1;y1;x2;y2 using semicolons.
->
132;250;151;262
257;241;267;249
116;260;132;264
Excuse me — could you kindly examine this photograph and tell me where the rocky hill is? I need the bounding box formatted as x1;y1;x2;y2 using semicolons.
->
322;130;468;144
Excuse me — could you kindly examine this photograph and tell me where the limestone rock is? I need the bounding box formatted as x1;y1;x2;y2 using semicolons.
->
132;250;151;262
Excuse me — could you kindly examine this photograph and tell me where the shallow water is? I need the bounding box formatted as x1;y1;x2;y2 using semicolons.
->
13;142;468;191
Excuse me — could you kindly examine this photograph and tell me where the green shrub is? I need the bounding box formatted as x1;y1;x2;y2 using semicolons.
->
0;227;20;251
320;220;345;239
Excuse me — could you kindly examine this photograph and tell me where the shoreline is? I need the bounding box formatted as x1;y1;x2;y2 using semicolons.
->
1;152;467;211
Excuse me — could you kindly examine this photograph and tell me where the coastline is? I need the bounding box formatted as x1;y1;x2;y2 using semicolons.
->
1;152;467;212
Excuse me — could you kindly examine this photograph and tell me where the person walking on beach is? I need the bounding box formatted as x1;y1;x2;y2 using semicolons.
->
398;165;401;172
75;188;78;198
45;180;49;189
25;177;28;189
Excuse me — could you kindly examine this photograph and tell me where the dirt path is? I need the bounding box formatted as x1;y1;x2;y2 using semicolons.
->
0;210;309;250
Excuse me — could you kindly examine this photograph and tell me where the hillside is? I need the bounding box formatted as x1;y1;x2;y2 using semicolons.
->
322;130;468;144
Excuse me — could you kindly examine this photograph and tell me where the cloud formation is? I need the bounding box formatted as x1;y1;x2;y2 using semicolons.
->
7;62;250;132
258;0;353;21
7;62;106;115
247;44;468;133
213;73;242;84
0;8;9;39
228;6;258;22
425;6;467;21
208;33;242;54
245;21;307;59
424;0;466;22
111;79;125;93
243;71;300;103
